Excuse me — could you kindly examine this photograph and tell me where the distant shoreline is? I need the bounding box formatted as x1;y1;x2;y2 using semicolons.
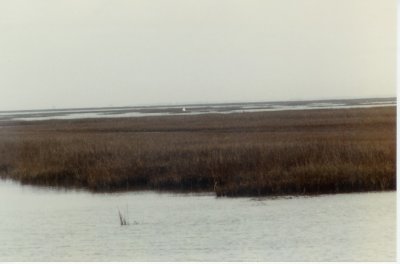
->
0;97;396;122
0;96;395;112
0;106;395;197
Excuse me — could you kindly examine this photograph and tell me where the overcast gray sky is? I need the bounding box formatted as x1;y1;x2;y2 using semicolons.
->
0;0;395;111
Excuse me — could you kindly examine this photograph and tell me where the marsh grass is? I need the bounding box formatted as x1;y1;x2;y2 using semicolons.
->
0;107;395;196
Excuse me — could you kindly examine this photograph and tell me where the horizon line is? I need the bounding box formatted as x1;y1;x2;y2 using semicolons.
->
0;95;396;113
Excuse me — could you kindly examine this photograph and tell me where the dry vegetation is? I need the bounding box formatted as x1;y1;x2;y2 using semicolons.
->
0;107;395;196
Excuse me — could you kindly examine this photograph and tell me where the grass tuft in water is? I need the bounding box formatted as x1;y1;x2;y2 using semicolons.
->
118;209;129;226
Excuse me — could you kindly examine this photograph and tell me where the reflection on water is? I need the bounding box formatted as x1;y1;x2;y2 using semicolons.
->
0;180;395;261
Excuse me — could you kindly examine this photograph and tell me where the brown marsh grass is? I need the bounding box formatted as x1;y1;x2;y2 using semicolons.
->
0;106;395;196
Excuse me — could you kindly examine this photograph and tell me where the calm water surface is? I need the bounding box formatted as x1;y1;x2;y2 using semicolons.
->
0;180;395;261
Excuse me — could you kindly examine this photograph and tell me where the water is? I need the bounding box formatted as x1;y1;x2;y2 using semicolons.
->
0;180;395;261
0;97;395;121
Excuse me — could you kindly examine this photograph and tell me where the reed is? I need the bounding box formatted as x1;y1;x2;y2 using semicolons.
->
0;106;395;196
118;209;128;226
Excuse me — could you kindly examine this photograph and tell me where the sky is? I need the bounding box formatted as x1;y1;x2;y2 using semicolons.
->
0;0;396;111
